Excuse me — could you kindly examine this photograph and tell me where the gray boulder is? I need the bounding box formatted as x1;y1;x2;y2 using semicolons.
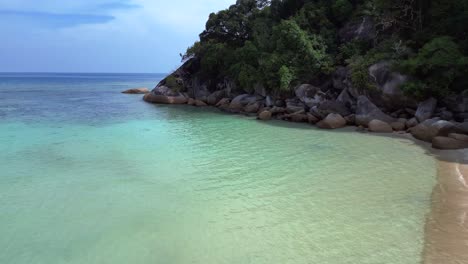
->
406;118;419;128
229;94;258;111
265;96;275;107
294;84;323;107
356;96;395;126
415;98;437;122
332;67;351;91
285;98;306;113
312;100;351;119
337;89;355;106
368;61;413;110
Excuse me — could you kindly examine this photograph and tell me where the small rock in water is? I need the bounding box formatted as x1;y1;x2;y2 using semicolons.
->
122;87;150;94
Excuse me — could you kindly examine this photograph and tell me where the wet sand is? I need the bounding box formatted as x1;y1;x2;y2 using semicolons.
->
422;150;468;264
355;131;468;263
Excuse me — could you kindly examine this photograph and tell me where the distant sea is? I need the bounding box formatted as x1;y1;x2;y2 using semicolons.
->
0;73;436;264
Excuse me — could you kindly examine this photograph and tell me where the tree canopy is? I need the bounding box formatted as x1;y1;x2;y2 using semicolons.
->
182;0;468;98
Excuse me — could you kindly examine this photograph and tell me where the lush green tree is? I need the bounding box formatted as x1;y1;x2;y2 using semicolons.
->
400;37;468;98
182;0;468;97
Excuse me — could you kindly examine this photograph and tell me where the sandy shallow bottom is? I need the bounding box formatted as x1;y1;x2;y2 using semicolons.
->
423;153;468;264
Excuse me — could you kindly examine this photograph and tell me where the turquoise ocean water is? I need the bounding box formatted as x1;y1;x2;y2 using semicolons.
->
0;73;436;264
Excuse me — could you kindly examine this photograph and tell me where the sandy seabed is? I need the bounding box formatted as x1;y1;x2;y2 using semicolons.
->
423;150;468;264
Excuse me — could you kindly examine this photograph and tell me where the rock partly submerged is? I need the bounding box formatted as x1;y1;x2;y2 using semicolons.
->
122;87;150;94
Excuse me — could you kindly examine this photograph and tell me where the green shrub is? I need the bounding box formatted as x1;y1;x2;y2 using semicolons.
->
400;36;468;98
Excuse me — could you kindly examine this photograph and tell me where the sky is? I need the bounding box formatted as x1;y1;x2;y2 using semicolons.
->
0;0;234;73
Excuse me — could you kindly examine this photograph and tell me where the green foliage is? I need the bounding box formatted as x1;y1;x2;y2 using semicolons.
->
332;0;353;24
347;40;399;90
165;75;183;92
278;65;295;91
400;37;468;98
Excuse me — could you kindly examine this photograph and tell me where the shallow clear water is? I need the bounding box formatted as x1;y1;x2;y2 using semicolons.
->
0;73;436;264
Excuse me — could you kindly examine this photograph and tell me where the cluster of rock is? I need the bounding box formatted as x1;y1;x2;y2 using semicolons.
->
139;54;468;150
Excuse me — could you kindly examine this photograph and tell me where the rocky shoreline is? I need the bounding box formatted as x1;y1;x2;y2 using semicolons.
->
141;85;468;151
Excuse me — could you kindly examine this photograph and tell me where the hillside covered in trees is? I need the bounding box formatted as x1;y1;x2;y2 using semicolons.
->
143;0;468;150
181;0;468;99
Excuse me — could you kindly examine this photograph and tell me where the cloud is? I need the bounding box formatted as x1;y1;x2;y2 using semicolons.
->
0;0;236;72
0;10;114;28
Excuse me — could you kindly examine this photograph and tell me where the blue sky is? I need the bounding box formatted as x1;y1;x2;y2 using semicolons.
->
0;0;234;73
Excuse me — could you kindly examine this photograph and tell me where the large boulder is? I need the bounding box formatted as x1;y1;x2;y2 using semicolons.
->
339;16;375;42
194;99;208;107
409;119;464;142
152;85;180;97
368;120;393;133
265;96;275;107
206;90;226;105
295;84;321;107
312;100;351;119
216;98;231;107
415;98;437;122
288;112;309;123
244;102;262;113
258;110;272;121
122;87;149;94
317;113;347;129
336;89;355;107
229;94;258;111
270;107;286;115
432;137;468;150
449;133;468;142
355;96;395;126
143;93;188;104
390;121;406;131
332;66;351;91
368;61;413;110
285;98;306;113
